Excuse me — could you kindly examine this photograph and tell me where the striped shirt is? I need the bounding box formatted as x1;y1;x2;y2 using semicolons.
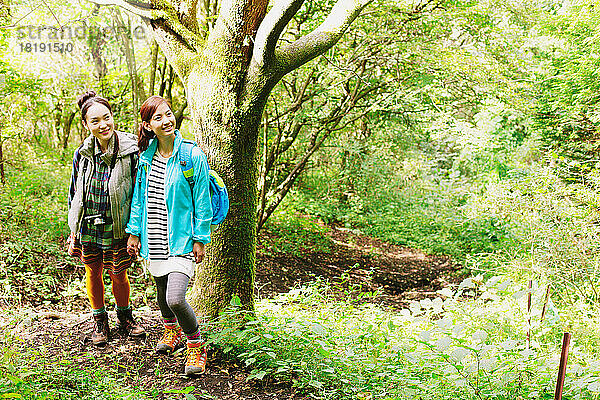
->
147;153;170;260
146;152;193;262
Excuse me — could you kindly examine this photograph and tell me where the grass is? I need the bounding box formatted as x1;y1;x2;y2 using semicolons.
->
286;167;521;261
0;155;78;308
3;276;600;400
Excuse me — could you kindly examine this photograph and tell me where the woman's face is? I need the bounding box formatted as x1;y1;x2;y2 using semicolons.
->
83;103;114;145
145;102;176;139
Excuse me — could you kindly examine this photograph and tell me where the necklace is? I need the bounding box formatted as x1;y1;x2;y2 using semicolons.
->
158;149;173;158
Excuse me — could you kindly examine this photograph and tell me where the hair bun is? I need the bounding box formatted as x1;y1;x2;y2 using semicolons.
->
77;90;97;109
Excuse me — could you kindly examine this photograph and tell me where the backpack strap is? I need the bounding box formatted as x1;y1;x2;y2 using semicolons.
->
177;139;229;229
80;155;90;217
179;140;197;220
129;153;136;194
179;140;195;192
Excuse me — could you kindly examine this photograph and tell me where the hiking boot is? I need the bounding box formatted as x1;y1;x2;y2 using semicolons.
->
116;308;146;338
185;342;208;376
92;312;109;346
155;325;183;354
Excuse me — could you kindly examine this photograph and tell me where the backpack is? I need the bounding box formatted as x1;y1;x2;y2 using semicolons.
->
178;139;229;230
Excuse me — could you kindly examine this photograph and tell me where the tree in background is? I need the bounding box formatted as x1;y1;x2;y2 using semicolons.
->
0;3;44;184
90;0;374;317
532;1;600;164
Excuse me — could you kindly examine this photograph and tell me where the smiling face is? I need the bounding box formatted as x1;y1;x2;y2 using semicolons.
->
144;102;176;139
83;102;114;147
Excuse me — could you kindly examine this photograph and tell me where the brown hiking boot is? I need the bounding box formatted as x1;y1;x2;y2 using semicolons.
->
92;312;109;346
185;341;208;376
116;308;146;338
155;325;183;354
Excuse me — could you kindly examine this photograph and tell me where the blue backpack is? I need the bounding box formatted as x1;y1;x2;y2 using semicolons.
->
178;140;229;230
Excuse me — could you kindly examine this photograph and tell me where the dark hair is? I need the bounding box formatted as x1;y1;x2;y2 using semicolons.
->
76;90;112;121
138;96;171;152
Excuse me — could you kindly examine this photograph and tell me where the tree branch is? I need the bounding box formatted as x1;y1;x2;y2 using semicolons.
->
273;0;373;78
251;0;305;71
88;0;202;80
266;69;314;124
258;124;332;230
150;19;199;81
87;0;153;18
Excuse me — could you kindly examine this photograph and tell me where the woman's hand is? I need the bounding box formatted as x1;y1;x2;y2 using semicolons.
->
66;233;76;256
127;234;141;257
193;242;205;263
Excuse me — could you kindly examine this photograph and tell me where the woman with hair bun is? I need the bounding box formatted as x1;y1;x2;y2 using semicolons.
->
67;90;145;346
127;95;212;376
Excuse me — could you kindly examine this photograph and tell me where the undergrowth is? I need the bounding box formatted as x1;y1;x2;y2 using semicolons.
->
260;208;333;256
0;156;78;308
208;278;600;400
0;153;70;242
0;309;149;399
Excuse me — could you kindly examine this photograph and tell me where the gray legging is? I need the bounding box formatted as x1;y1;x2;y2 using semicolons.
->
153;272;198;335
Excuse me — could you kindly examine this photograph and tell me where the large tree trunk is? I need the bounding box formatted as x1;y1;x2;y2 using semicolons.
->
187;63;266;317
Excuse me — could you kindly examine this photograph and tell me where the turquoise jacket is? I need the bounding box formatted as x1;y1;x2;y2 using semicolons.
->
126;131;212;259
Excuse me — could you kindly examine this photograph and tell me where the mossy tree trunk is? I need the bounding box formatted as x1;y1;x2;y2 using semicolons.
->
90;0;374;318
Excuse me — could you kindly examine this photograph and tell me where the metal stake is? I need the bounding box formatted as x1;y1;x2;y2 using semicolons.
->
554;332;572;400
540;284;551;323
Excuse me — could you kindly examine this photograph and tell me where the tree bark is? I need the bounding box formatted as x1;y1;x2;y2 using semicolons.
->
187;62;267;317
159;60;168;97
174;99;188;129
86;11;108;82
62;111;76;150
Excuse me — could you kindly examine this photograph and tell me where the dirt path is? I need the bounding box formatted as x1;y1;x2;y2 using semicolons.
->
9;311;298;399
256;226;459;308
5;226;460;398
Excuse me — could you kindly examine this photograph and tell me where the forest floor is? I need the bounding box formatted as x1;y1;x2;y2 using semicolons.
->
5;226;461;399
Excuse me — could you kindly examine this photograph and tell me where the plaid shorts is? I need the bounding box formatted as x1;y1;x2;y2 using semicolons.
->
69;237;132;275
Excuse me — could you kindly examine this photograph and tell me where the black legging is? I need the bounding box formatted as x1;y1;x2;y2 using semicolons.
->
153;272;199;335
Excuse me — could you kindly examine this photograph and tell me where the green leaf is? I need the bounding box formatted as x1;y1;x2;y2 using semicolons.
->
248;336;261;344
318;347;332;358
587;380;600;392
310;323;327;336
254;370;267;380
230;295;242;307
